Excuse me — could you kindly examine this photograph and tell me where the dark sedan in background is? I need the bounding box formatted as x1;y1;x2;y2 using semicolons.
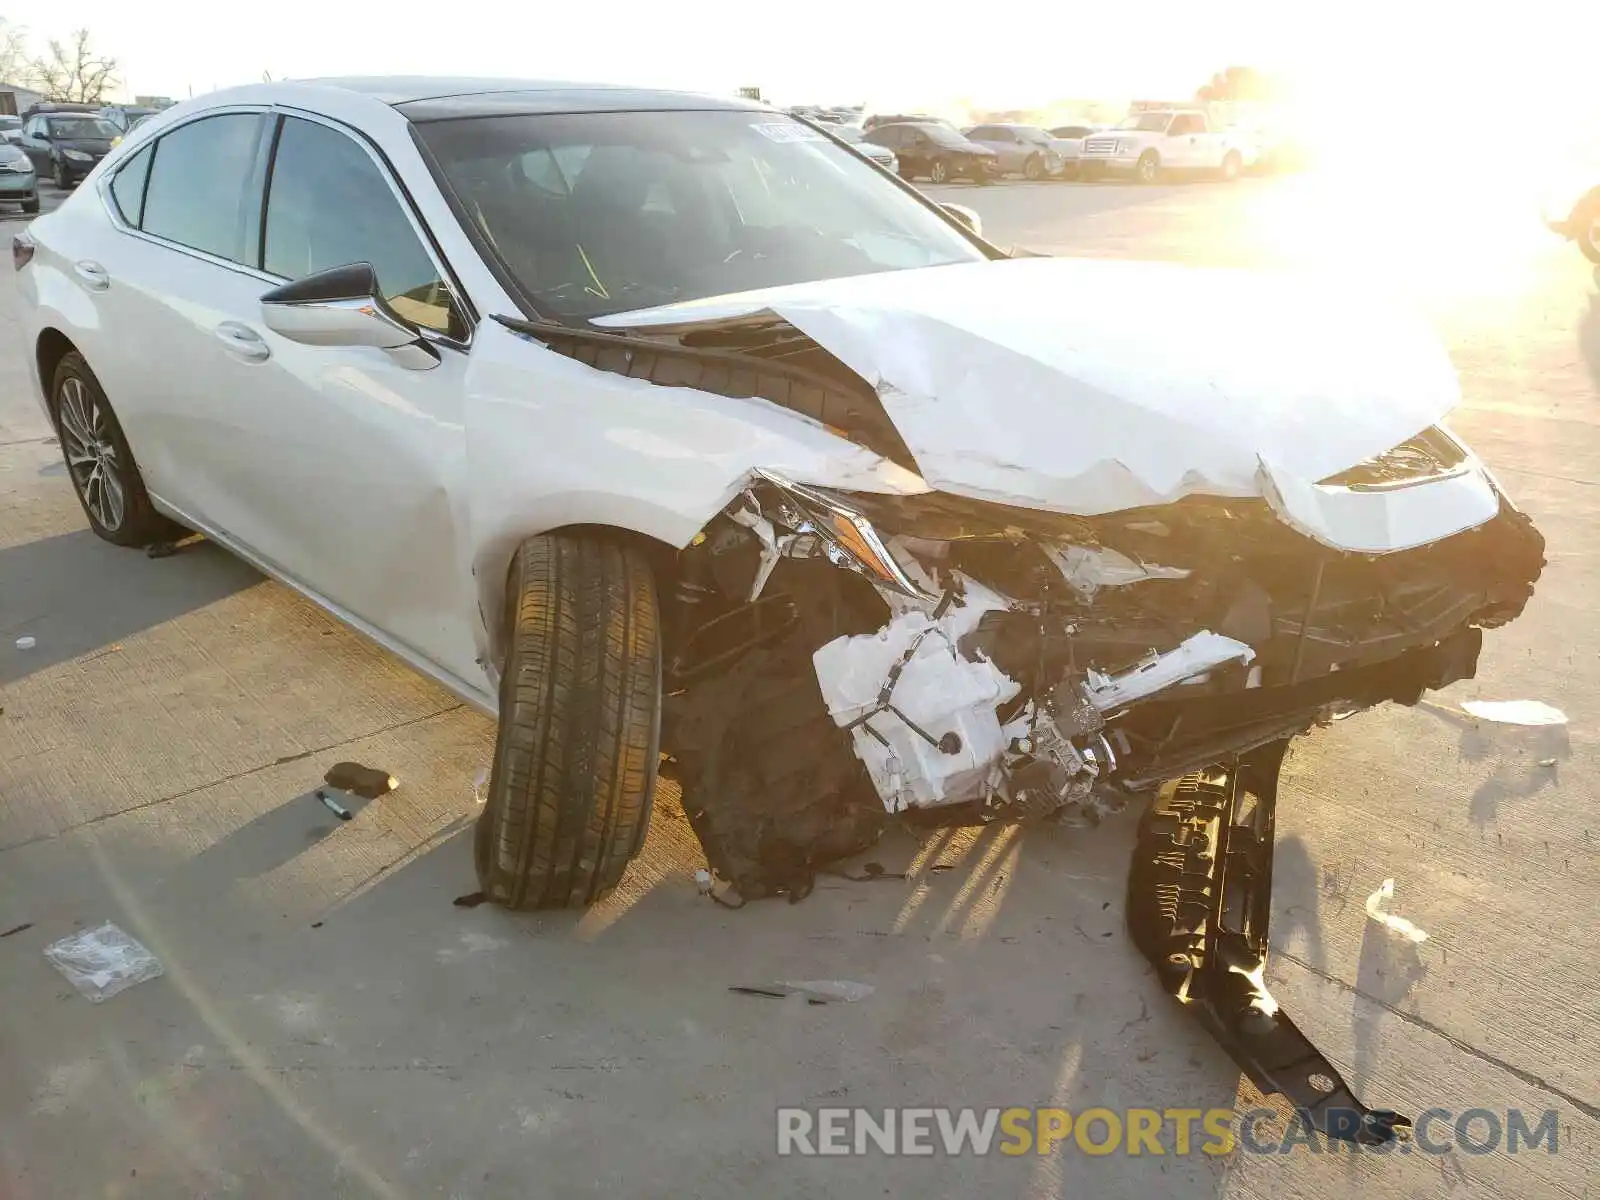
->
19;113;117;188
864;121;998;183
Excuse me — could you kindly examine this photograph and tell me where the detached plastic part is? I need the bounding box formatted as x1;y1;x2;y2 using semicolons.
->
44;922;164;1003
1127;743;1411;1145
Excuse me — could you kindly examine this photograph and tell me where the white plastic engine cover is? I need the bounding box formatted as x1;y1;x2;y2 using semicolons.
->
813;606;1020;811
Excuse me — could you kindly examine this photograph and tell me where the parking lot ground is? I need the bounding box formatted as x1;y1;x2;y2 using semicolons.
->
2;173;1599;1198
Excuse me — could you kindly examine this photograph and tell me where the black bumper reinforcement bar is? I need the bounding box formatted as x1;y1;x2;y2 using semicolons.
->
1127;739;1412;1145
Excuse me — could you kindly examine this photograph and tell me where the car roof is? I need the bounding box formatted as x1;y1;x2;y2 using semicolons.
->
293;76;767;121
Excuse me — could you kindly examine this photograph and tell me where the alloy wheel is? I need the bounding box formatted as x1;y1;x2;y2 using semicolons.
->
930;159;948;183
56;375;126;531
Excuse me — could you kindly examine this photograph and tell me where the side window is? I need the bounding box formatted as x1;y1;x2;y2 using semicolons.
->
263;116;459;337
141;113;263;263
1170;114;1202;135
110;144;154;226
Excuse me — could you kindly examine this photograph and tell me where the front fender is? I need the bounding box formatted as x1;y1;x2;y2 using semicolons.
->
462;318;927;666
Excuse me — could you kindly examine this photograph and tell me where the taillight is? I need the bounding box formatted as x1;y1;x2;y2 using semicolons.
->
12;233;34;271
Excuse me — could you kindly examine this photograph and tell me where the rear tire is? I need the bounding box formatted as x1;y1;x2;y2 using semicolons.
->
475;536;661;910
51;351;180;547
1221;151;1242;182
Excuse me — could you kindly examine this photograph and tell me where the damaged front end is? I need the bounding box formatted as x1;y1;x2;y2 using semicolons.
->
659;461;1541;1140
505;274;1543;1141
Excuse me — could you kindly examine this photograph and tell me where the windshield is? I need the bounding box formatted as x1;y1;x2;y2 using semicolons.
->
1117;113;1174;132
47;117;117;139
419;109;987;320
830;124;865;143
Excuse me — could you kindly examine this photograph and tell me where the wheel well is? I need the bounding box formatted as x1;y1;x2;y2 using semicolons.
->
35;328;77;409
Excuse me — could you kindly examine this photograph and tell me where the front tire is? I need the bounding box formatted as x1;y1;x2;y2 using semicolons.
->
1023;154;1046;181
53;158;68;189
929;157;949;184
475;536;662;910
1220;151;1242;182
1136;151;1160;184
21;193;39;213
51;352;178;546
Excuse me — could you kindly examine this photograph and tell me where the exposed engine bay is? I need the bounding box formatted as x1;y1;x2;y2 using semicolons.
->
655;460;1541;1142
664;469;1542;859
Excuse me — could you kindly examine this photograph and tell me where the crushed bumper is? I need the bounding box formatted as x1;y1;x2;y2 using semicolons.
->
1127;741;1411;1144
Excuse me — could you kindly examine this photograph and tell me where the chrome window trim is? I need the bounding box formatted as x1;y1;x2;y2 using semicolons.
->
96;105;280;285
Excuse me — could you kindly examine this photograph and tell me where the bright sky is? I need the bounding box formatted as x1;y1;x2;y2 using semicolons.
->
6;0;1594;123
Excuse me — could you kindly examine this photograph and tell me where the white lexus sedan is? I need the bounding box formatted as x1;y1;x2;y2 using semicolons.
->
15;78;1542;936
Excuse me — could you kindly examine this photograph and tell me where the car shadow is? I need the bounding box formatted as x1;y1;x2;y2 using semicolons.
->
1417;700;1570;827
0;530;260;684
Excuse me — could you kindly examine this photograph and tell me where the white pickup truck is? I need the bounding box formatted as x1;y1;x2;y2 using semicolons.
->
1079;110;1253;183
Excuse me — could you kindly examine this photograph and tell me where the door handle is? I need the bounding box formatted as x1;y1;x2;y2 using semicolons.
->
215;320;271;363
73;260;109;290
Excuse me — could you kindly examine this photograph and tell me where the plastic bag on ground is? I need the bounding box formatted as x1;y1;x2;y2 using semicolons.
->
44;922;164;1002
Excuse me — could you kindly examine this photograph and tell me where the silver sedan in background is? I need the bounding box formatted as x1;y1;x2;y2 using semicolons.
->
963;123;1065;180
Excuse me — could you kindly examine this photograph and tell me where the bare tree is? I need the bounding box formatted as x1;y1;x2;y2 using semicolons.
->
29;30;119;103
0;19;29;85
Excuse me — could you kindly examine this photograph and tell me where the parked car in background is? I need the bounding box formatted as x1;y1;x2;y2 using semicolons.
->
963;124;1063;180
0;140;38;211
99;104;162;133
864;112;954;132
19;111;118;188
1080;110;1252;183
1048;123;1098;176
0;115;22;144
864;122;998;183
829;123;898;173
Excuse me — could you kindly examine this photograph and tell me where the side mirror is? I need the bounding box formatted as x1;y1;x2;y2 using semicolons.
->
260;262;438;370
940;203;983;238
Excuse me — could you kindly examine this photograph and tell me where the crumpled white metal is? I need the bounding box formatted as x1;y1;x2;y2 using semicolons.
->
601;256;1496;551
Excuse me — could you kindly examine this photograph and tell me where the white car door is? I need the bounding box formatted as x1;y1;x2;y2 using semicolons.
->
105;108;480;688
1164;113;1204;167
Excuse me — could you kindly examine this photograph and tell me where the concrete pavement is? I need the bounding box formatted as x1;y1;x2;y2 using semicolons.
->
2;174;1597;1198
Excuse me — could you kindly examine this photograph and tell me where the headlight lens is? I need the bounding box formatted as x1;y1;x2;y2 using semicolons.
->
63;149;91;162
753;471;935;599
1117;138;1137;154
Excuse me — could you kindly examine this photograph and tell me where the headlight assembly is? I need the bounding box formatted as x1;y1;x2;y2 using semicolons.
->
63;149;92;162
751;470;935;599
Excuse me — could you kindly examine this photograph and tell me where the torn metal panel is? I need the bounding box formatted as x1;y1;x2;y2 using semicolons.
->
596;257;1470;542
1083;631;1255;711
1042;542;1190;599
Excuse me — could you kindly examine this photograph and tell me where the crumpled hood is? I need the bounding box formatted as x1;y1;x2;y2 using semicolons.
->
596;257;1462;518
